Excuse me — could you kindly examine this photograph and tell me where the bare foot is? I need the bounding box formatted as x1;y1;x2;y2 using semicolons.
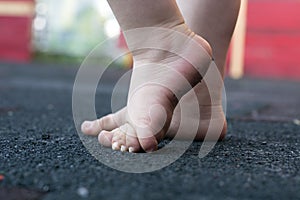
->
82;83;227;150
82;24;217;152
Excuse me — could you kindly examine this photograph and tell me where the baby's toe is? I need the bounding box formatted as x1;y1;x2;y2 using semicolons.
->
122;124;141;153
138;136;158;152
136;127;158;152
98;130;113;147
111;128;126;151
81;108;126;136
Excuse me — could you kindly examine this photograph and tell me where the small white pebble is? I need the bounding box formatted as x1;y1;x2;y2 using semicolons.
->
77;187;89;198
47;104;54;110
7;111;13;117
293;119;300;126
43;185;49;191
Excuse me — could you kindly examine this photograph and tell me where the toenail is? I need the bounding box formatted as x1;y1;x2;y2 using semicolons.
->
112;142;119;150
121;145;127;152
129;147;135;153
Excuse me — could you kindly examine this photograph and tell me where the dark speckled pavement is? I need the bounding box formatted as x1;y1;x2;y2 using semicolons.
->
0;62;300;200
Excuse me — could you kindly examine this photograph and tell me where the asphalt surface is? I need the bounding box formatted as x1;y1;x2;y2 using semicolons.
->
0;62;300;200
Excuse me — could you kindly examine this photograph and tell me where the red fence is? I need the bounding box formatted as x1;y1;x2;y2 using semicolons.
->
0;0;34;62
245;0;300;79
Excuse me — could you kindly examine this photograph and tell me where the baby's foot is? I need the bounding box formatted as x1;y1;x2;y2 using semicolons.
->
82;82;227;150
82;24;213;152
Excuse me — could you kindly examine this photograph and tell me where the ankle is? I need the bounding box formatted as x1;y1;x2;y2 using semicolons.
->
123;23;213;63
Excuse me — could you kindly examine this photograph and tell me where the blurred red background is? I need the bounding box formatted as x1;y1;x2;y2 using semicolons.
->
244;0;300;80
0;0;33;62
0;0;299;80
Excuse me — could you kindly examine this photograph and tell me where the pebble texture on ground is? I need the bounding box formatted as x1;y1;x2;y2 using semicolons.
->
0;63;300;200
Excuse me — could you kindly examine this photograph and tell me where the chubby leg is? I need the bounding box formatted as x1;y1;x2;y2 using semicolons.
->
177;0;241;73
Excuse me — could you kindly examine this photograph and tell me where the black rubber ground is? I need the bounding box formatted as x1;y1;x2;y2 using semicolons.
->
0;62;299;200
